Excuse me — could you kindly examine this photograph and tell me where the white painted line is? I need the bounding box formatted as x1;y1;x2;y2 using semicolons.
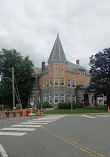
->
0;132;26;136
20;122;48;125
0;144;8;157
81;115;96;119
31;120;53;122
96;115;110;117
11;125;43;127
1;128;35;131
36;118;57;120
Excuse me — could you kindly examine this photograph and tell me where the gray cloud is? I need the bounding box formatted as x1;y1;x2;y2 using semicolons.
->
0;0;110;69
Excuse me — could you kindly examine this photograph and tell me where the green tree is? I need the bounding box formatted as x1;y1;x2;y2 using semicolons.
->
0;49;33;108
89;48;110;106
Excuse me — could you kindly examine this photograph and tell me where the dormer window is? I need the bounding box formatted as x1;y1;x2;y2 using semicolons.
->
54;64;58;70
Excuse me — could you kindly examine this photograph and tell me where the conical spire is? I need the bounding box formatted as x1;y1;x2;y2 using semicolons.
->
48;35;67;64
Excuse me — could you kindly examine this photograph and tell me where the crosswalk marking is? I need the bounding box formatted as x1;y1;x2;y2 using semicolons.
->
11;124;43;127
30;120;53;122
1;128;36;131
0;115;66;137
81;115;96;119
20;122;48;125
0;144;8;157
0;132;26;136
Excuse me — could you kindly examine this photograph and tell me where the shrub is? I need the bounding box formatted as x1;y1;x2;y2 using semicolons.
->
37;102;53;109
58;102;84;109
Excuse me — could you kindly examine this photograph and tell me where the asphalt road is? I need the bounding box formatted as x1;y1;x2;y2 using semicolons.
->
0;114;110;157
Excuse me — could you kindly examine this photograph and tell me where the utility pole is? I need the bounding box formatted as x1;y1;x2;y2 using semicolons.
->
12;67;15;109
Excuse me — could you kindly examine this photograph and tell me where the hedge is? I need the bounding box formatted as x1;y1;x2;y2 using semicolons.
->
58;102;84;109
37;102;53;109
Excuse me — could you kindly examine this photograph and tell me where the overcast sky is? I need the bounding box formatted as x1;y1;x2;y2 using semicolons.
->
0;0;110;69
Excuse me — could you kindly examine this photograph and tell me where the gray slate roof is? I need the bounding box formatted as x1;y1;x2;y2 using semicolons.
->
31;67;41;74
48;35;67;63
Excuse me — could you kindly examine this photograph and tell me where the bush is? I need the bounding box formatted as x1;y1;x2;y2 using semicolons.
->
58;102;84;109
37;102;53;109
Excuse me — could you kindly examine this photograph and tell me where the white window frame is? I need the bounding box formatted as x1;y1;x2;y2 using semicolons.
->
43;95;48;102
61;94;65;102
37;96;40;103
49;95;52;104
54;94;59;104
49;77;52;86
61;77;65;86
72;80;76;88
68;79;71;87
54;64;58;70
43;80;45;88
72;95;76;103
46;80;48;88
68;94;71;102
62;65;64;71
54;77;59;86
81;80;83;85
50;65;52;71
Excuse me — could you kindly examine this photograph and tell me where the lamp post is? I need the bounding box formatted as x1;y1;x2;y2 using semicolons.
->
0;67;15;109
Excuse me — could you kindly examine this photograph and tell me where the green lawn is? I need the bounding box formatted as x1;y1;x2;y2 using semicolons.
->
43;107;108;114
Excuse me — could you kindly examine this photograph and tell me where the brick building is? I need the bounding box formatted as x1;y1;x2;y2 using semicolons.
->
30;35;92;107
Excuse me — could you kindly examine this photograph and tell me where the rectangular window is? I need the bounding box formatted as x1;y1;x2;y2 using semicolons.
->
54;77;59;86
72;95;76;103
61;77;65;86
43;95;48;102
62;65;64;71
43;80;45;88
49;77;52;86
46;80;48;87
37;96;40;103
54;94;59;104
50;65;52;71
49;95;52;104
68;94;71;102
61;94;65;102
73;80;76;88
68;79;71;87
81;80;83;85
54;64;58;70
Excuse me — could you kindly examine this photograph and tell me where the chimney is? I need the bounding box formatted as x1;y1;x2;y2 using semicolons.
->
76;59;79;65
42;62;45;72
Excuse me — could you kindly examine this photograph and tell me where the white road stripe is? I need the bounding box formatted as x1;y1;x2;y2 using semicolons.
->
1;128;35;131
20;122;48;125
11;125;43;127
0;132;26;136
96;115;110;117
0;144;8;157
30;120;53;122
81;115;96;119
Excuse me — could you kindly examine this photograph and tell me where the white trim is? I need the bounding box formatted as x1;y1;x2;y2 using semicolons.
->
61;77;65;86
68;78;71;87
54;77;59;86
54;93;59;104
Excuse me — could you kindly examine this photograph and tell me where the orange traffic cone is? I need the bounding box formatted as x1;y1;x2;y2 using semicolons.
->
38;109;40;116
